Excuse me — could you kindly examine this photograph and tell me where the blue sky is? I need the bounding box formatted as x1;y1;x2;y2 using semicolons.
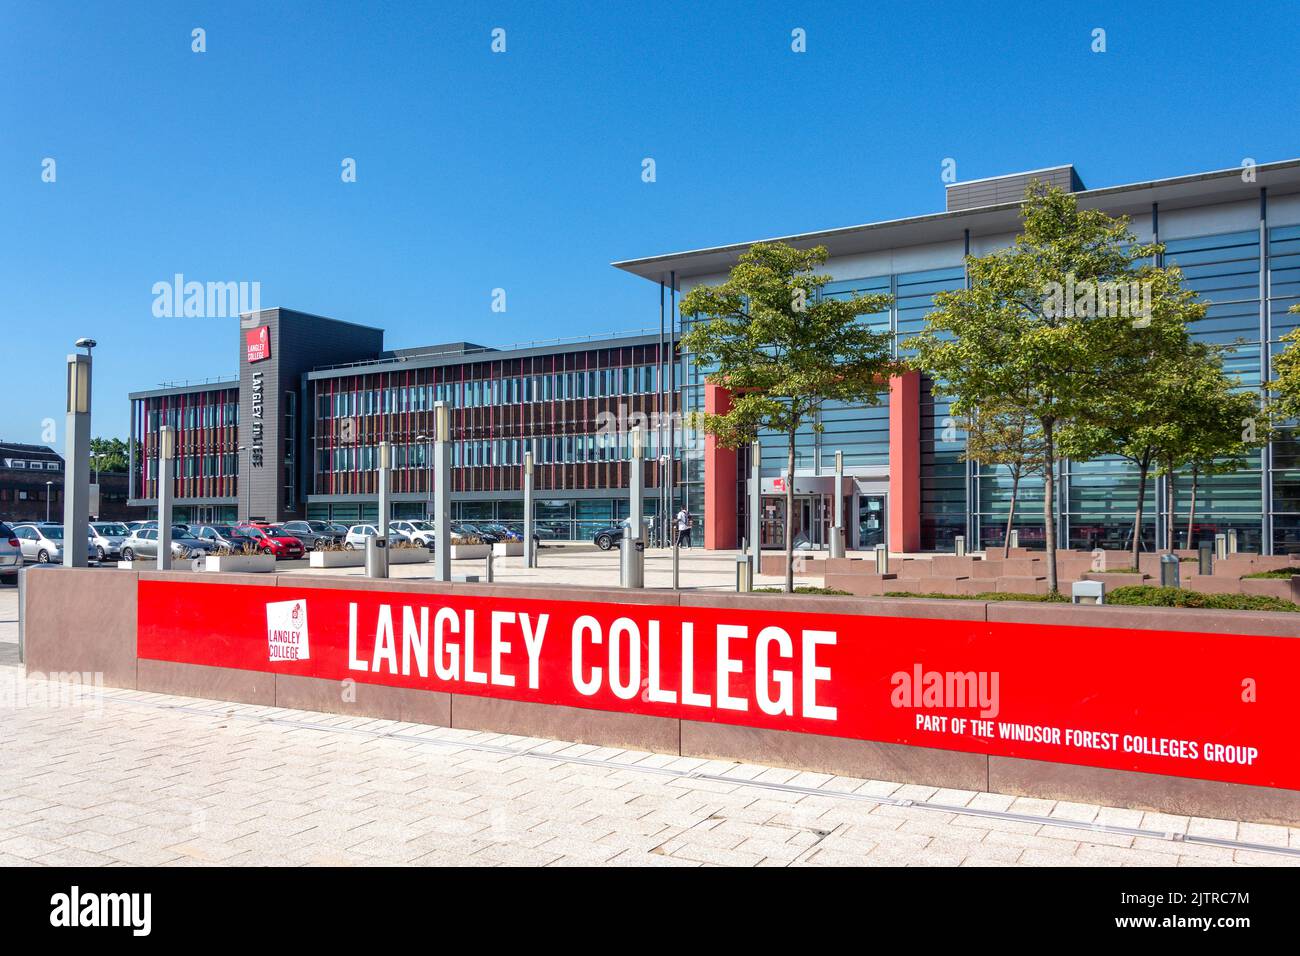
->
2;0;1298;444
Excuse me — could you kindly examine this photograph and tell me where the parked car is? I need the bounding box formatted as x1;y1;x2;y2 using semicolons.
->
280;519;346;550
452;522;500;544
388;520;436;547
120;527;216;561
344;524;411;550
126;520;157;532
236;524;307;559
189;524;254;550
89;522;130;562
593;517;648;551
481;523;523;542
14;524;67;564
0;521;21;583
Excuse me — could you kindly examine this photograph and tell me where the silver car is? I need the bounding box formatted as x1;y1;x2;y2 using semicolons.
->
90;521;129;562
12;524;97;564
120;526;216;561
0;522;21;583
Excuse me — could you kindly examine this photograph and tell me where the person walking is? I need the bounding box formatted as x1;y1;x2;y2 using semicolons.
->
676;506;692;549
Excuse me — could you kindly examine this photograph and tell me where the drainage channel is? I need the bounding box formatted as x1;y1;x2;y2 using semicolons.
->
109;690;1300;861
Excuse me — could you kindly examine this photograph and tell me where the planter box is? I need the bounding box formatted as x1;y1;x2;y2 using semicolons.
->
309;550;365;569
390;548;432;565
450;544;490;560
204;554;276;573
492;541;525;557
116;560;145;570
1240;576;1300;602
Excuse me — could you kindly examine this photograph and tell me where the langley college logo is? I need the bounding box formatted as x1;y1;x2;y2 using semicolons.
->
266;599;310;662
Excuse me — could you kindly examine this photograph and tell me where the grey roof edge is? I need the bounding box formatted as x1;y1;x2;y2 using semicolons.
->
612;158;1300;280
241;306;386;335
129;379;239;400
942;163;1079;190
305;332;665;381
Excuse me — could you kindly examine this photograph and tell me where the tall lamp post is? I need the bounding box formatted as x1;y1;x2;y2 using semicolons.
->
62;339;95;568
523;449;535;568
156;425;176;570
432;401;451;582
377;441;391;540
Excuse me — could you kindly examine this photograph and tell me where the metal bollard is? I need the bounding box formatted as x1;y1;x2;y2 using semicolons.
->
672;540;680;590
735;555;752;592
1214;533;1227;560
1008;529;1019;549
829;525;845;559
1227;529;1238;554
1159;552;1180;588
620;536;645;589
954;535;966;557
485;548;494;583
1198;543;1213;576
874;543;889;574
365;535;389;579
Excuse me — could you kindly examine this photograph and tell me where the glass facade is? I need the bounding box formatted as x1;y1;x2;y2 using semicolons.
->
129;387;240;503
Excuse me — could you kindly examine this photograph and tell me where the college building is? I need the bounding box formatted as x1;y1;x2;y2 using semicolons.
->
128;158;1300;552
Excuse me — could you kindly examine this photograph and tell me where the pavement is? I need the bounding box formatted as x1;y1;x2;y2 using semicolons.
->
2;581;1298;867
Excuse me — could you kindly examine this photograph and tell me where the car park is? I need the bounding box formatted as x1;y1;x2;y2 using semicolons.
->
236;524;307;559
451;522;500;544
120;526;216;561
189;524;254;550
388;520;436;547
344;524;410;549
279;520;345;550
89;522;129;562
0;522;21;583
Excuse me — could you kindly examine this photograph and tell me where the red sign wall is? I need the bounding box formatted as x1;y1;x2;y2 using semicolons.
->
245;325;271;363
136;580;1300;790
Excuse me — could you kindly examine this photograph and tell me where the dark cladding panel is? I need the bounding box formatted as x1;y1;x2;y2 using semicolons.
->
946;165;1083;212
238;309;382;521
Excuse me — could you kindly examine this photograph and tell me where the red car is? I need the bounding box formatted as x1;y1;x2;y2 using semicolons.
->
237;524;305;559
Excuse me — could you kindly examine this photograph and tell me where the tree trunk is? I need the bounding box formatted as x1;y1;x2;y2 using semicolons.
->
1165;462;1176;550
1042;421;1058;593
1003;469;1020;559
1130;458;1150;571
784;428;796;594
1187;466;1199;548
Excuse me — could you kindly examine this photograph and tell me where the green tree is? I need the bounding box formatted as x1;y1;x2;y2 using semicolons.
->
961;392;1045;558
680;242;895;592
1163;368;1261;550
1270;304;1300;421
1064;337;1249;570
89;436;129;474
908;183;1195;592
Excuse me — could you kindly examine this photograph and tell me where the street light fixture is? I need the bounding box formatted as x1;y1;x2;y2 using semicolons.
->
45;480;53;522
63;343;93;567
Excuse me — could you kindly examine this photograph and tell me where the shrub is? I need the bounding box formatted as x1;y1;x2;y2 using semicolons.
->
1105;585;1300;612
1242;569;1297;579
753;586;852;596
885;591;1067;602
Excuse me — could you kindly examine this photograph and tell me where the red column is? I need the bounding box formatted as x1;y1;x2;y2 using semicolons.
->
703;381;737;550
889;372;921;553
